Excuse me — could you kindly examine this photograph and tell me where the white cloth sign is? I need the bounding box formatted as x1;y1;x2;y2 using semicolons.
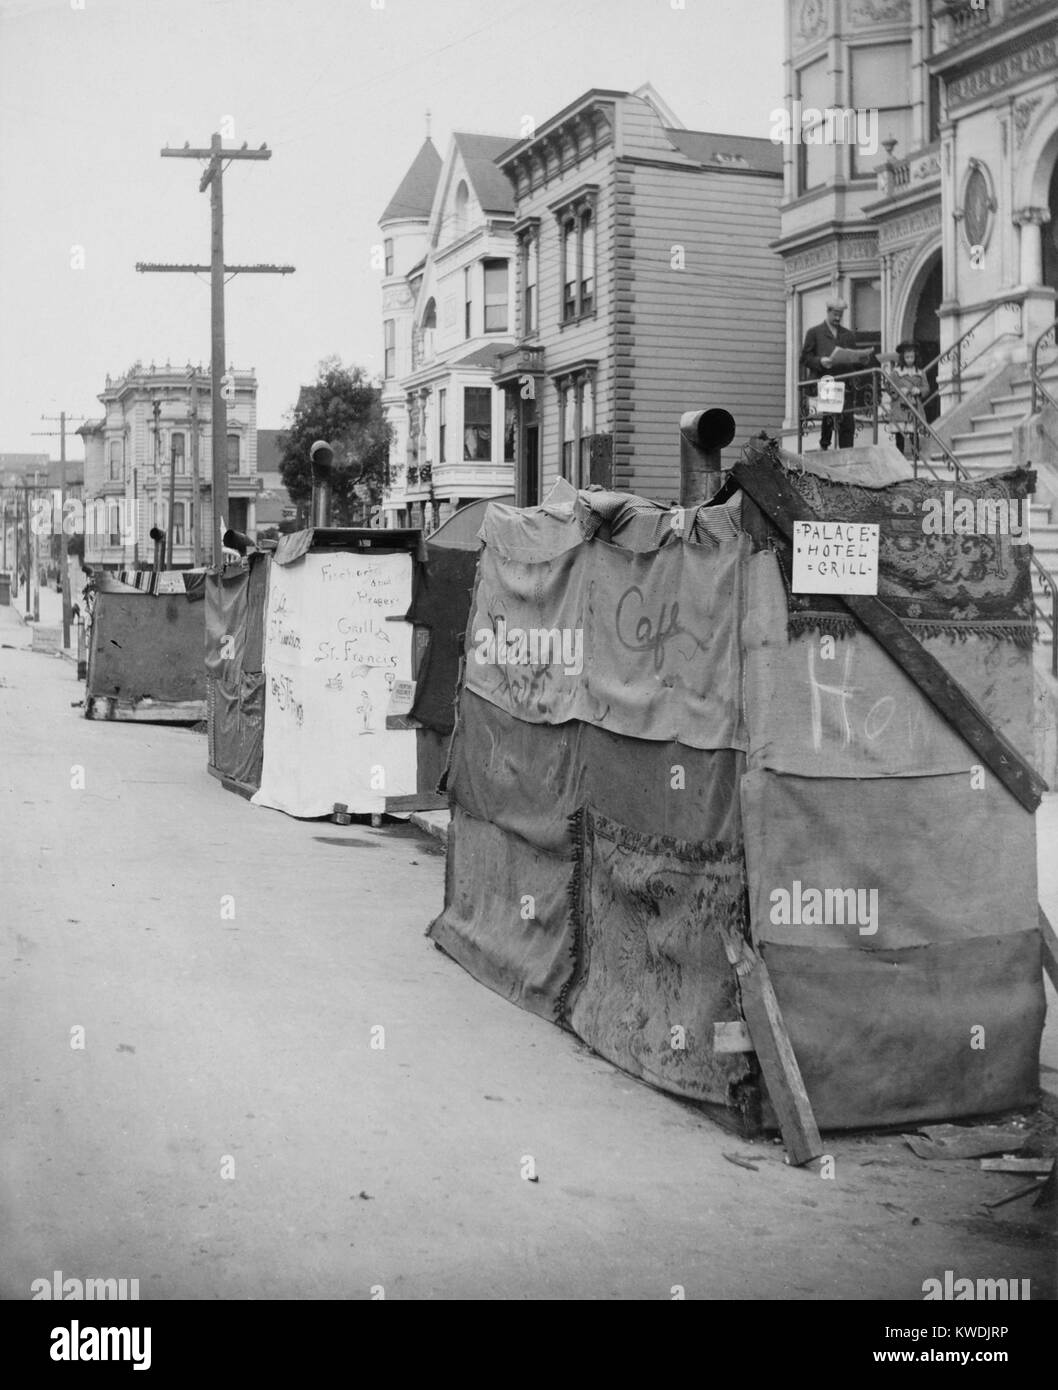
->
252;550;418;816
792;521;879;595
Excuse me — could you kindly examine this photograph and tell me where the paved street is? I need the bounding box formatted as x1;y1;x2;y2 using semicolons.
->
1;597;1056;1301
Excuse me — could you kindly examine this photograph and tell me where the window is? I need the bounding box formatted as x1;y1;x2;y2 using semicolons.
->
463;387;492;461
483;259;508;333
421;392;432;463
580;209;594;315
384;238;394;276
797;284;831;386
504;393;516;463
852;278;882;337
464;266;473;339
796;56;829;193
227;433;240;476
108;501;122;545
420;298;437;362
578;378;595;479
557;371;597;486
554;188;599;323
171;431;185;476
561;382;577;476
108;439;122;482
523;231;539;333
172;502;185;546
851;43;911;178
438;388;447;463
384;319;395;378
562;219;577;320
407;393;420;467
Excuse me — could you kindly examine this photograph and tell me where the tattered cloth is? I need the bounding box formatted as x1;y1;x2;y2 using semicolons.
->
766;454;1035;646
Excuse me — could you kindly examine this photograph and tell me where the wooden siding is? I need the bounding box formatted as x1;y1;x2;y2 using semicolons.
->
513;145;616;497
624;162;785;499
617;98;696;165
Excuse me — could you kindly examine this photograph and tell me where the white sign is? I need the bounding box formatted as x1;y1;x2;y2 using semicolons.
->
792;521;879;595
252;551;418;816
387;679;416;716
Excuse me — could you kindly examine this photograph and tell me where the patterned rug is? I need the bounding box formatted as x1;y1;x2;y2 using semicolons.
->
765;451;1036;646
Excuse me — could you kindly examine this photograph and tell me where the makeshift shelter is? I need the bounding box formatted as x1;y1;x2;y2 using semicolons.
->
205;507;498;816
84;570;207;722
429;445;1047;1145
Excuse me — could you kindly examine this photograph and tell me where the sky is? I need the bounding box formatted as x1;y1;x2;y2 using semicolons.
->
0;0;785;456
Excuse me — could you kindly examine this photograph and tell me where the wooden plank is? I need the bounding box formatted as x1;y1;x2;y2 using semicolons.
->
980;1157;1054;1173
738;954;824;1167
1039;905;1058;992
713;1020;754;1054
731;449;1047;813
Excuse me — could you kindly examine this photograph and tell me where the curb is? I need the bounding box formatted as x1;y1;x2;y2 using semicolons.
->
409;810;450;849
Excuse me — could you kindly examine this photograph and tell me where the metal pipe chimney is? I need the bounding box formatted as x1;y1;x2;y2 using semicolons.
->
679;408;736;507
309;440;335;528
149;525;165;576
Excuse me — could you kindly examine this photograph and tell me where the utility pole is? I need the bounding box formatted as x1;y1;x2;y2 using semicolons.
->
33;410;86;648
136;134;294;567
189;367;203;566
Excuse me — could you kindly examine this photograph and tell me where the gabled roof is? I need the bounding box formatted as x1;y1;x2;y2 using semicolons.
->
664;128;783;175
451;132;517;214
380;138;443;224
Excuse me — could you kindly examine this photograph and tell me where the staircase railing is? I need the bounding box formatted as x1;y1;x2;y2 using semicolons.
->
795;366;1058;674
1030;316;1058;415
918;300;1022;416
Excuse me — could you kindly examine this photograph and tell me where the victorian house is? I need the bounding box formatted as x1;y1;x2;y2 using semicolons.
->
78;361;259;570
492;85;786;505
379;131;518;529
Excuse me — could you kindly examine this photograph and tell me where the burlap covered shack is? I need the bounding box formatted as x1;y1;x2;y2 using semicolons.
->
429;450;1045;1131
85;570;207;722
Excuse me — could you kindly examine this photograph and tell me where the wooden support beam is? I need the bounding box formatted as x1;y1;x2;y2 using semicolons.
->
731;450;1047;813
738;954;824;1167
713;916;823;1166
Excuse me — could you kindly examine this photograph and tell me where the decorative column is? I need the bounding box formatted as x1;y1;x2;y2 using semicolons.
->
1013;207;1050;288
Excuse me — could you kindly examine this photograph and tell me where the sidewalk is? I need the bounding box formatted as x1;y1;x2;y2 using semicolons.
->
6;581;79;663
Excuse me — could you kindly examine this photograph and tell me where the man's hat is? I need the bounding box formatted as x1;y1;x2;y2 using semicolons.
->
309;440;334;461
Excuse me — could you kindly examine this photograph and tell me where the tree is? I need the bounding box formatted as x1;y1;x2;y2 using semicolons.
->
279;357;391;526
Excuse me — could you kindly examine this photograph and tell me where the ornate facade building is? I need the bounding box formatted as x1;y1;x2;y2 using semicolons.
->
78;361;259;569
777;0;1058;465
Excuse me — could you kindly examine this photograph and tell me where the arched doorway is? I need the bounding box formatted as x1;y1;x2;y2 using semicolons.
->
902;250;942;422
1043;156;1058;293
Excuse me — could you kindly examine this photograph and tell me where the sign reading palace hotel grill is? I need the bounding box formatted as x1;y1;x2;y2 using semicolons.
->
792;521;879;595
